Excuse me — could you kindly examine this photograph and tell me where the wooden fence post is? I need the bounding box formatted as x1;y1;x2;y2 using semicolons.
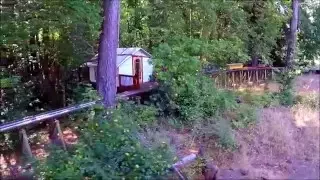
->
232;72;235;88
239;70;243;85
19;129;33;160
224;72;227;88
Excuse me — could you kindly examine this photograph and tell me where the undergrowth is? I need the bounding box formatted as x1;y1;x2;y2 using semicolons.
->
120;101;158;128
36;39;270;179
295;93;319;109
237;90;280;108
35;105;174;179
230;104;258;129
275;69;296;106
192;118;237;150
151;41;260;149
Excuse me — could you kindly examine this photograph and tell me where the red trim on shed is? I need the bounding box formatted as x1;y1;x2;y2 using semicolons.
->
132;56;143;83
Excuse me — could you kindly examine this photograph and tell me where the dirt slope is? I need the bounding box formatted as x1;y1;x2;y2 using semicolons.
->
227;75;320;179
231;105;319;179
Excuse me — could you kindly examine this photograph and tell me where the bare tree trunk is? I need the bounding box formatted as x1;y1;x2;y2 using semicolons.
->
97;0;120;107
285;0;300;68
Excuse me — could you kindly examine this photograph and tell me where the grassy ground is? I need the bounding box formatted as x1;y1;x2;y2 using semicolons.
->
146;74;320;179
183;74;320;179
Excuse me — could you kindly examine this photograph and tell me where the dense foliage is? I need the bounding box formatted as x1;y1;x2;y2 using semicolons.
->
1;0;101;151
1;0;320;178
2;0;319;123
299;2;320;60
152;37;238;122
36;105;173;179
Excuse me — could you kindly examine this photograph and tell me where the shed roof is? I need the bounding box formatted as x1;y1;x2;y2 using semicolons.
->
88;48;152;67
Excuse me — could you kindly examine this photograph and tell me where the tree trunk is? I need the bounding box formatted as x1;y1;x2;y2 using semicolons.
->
285;0;299;68
251;55;259;67
97;0;120;107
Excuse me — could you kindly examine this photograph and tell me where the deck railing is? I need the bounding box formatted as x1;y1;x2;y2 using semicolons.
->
118;74;141;92
118;74;134;86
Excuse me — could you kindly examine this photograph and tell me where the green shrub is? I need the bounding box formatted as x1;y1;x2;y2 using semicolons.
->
192;118;236;150
238;91;279;108
1;71;36;152
259;92;280;107
35;146;82;179
215;119;237;149
69;83;100;103
152;42;237;123
120;101;158;127
0;76;21;88
231;104;257;129
279;88;295;106
275;69;296;106
35;106;173;179
152;75;237;123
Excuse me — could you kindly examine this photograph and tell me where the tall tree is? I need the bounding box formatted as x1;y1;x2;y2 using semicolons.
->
285;0;300;68
97;0;120;107
242;1;285;66
299;1;320;60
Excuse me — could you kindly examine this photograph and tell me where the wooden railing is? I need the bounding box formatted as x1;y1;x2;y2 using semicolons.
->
118;74;141;92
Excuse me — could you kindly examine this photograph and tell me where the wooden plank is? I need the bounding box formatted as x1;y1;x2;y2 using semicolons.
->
232;72;235;87
240;70;243;85
118;82;157;99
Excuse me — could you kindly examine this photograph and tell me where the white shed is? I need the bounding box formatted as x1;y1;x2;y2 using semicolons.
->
86;48;153;89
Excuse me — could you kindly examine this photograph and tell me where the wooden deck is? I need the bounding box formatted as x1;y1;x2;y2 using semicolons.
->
118;81;158;98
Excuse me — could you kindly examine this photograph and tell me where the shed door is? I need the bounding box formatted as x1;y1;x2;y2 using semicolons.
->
133;56;143;84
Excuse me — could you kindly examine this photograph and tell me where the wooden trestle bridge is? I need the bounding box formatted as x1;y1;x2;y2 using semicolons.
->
212;66;282;88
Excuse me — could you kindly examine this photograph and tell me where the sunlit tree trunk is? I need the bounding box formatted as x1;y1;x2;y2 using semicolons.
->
285;0;300;68
97;0;120;107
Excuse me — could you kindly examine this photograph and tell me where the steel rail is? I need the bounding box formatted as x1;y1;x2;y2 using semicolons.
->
0;82;158;133
0;100;101;133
